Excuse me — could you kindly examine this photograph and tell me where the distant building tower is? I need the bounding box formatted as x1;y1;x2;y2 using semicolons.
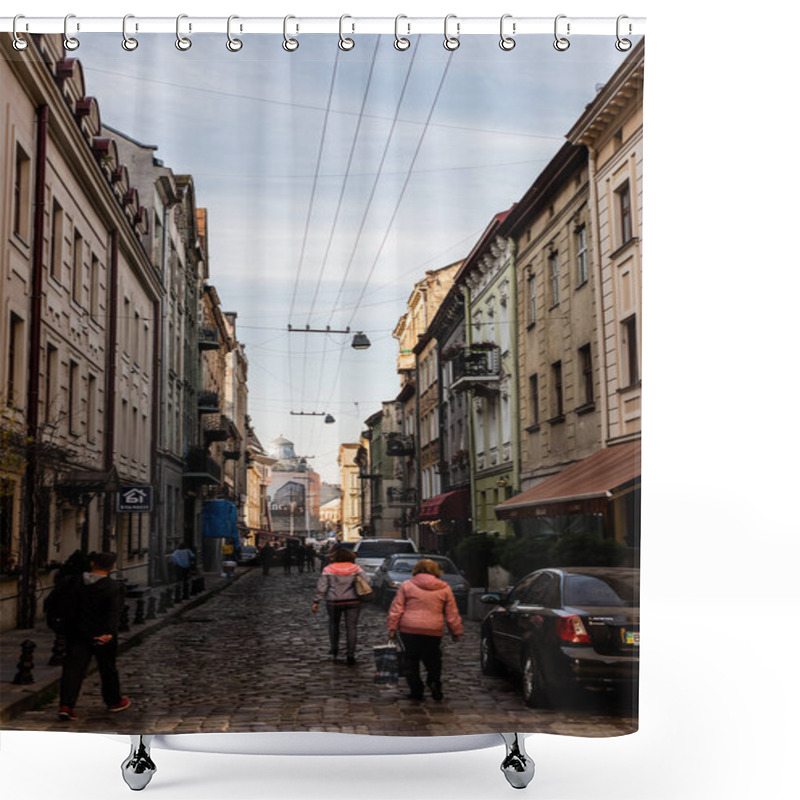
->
267;436;297;463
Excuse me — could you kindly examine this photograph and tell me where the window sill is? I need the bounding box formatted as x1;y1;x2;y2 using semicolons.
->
547;414;565;426
575;402;596;416
12;232;31;251
610;237;639;260
524;424;540;433
575;279;588;291
526;321;536;332
617;380;642;394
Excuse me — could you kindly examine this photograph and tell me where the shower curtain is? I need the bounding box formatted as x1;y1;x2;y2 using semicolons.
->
0;24;642;739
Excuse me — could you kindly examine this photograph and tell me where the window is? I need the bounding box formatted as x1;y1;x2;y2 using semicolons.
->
72;229;83;303
89;253;100;317
123;298;131;357
6;313;24;408
527;271;536;326
13;144;31;241
50;200;64;281
575;225;588;285
45;344;58;423
617;182;633;245
529;374;540;427
551;361;564;419
68;360;79;435
579;344;594;405
0;479;16;572
87;374;97;444
622;315;639;386
549;251;560;306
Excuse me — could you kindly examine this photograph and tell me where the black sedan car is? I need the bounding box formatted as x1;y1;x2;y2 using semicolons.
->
371;554;471;612
480;567;639;707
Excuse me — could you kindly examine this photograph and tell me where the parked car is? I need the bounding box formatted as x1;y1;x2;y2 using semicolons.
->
237;545;258;566
371;553;471;612
480;567;639;707
352;538;418;578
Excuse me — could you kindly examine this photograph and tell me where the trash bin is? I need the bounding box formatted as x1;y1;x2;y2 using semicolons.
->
221;561;237;578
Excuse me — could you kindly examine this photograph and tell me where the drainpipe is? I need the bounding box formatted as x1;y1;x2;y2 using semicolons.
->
586;148;610;447
507;240;521;508
103;230;119;552
19;105;49;628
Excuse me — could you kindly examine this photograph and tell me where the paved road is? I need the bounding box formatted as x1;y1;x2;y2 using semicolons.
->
9;568;636;737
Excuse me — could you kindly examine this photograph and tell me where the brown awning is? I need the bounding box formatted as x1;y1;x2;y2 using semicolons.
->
419;489;470;521
495;440;640;519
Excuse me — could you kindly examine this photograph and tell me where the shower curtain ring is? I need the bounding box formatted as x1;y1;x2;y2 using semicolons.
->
226;15;243;51
175;14;192;51
339;15;355;51
444;14;460;51
615;15;632;51
394;15;410;51
283;15;299;51
122;15;139;51
553;14;570;51
12;15;28;51
499;14;516;51
64;14;80;51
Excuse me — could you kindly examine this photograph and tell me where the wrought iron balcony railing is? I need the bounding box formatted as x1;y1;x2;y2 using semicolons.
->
198;325;220;350
387;487;417;506
197;390;220;414
451;345;501;391
385;432;415;456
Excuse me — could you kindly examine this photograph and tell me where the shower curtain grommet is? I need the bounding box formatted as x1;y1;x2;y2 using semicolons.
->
175;14;192;51
616;15;633;51
282;15;299;51
499;14;516;51
226;15;243;52
394;15;411;51
12;15;28;50
444;14;460;51
339;15;355;51
121;15;139;51
63;13;80;51
553;14;571;51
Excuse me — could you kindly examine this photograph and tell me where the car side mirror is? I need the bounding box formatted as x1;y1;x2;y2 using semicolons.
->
480;593;504;605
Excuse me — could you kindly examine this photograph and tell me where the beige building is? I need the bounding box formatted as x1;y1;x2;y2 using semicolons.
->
337;443;363;542
567;39;643;448
1;34;160;628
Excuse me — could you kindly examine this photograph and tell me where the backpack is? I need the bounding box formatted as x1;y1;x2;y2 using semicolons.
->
44;574;83;634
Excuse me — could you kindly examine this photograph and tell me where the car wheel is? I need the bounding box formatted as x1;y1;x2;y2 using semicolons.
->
521;649;548;708
480;629;501;676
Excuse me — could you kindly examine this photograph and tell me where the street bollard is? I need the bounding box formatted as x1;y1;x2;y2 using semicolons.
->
146;596;157;620
182;580;190;601
197;575;206;593
48;632;66;666
13;639;36;685
173;584;182;604
133;598;146;625
118;603;130;632
163;587;174;609
157;591;168;615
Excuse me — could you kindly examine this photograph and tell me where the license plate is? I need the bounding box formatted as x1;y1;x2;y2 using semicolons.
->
622;629;639;646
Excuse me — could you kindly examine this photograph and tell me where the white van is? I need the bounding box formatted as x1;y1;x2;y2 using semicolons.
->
353;538;418;577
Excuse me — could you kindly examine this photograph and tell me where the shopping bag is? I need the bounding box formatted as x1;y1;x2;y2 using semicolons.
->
373;641;402;686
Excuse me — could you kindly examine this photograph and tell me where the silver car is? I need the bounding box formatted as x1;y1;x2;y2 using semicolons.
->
352;538;418;580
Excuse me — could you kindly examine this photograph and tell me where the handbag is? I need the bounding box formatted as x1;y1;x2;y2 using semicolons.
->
353;572;374;600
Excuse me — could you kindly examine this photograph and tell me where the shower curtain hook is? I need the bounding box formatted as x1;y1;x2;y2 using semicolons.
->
499;14;516;51
283;15;299;51
64;14;80;51
394;15;411;51
12;15;28;51
339;15;355;51
615;15;632;51
226;15;243;51
122;15;139;51
444;14;460;51
175;14;192;51
553;14;570;51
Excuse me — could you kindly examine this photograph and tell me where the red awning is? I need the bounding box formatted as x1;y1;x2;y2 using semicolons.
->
495;440;640;519
418;489;470;521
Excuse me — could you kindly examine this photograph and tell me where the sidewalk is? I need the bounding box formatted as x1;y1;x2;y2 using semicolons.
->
0;568;249;725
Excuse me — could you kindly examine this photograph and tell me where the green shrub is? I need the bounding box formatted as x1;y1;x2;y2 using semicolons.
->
550;532;627;567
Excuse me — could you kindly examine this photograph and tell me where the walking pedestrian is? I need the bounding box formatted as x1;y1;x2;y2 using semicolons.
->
296;541;306;574
170;542;194;592
282;544;292;575
260;543;273;576
386;558;463;702
305;543;317;572
53;552;131;721
312;548;368;665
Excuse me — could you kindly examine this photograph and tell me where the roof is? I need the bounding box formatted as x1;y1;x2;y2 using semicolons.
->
495;440;640;519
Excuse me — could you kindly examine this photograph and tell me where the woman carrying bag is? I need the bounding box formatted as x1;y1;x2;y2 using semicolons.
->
386;559;463;702
312;548;369;665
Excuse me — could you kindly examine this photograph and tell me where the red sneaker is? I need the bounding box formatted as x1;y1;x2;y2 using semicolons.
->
58;706;78;721
107;697;131;713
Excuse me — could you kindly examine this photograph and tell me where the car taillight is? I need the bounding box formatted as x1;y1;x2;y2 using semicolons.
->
556;615;591;644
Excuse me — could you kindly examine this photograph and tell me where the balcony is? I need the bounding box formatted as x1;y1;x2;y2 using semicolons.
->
203;417;232;444
184;448;222;485
385;432;415;456
197;390;220;414
223;450;242;461
450;345;501;393
387;487;417;506
198;325;220;350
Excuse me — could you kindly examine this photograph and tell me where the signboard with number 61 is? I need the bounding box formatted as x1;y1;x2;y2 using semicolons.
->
117;486;153;513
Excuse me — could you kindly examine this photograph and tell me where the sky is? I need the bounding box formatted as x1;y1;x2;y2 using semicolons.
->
72;32;637;482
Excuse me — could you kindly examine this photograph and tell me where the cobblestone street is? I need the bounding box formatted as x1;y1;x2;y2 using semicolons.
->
7;568;635;737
